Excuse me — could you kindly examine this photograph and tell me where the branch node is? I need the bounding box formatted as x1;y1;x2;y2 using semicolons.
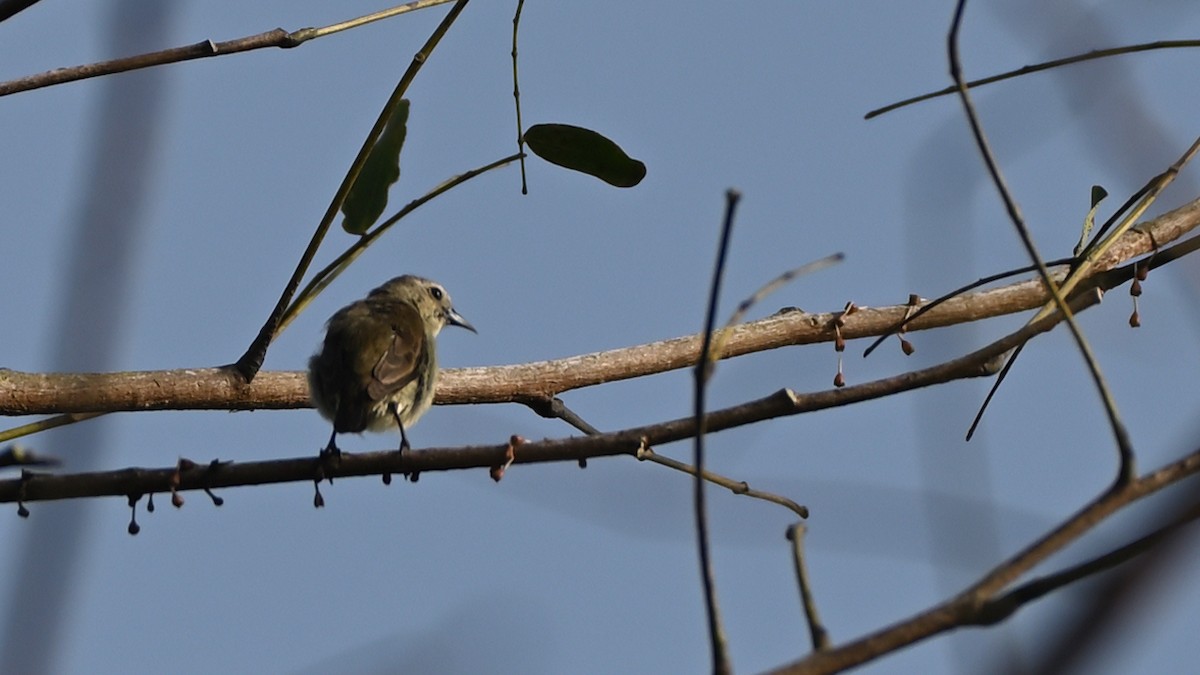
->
490;435;523;482
635;437;652;461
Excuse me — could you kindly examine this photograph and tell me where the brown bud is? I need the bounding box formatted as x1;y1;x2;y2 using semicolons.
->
900;338;915;356
834;372;845;388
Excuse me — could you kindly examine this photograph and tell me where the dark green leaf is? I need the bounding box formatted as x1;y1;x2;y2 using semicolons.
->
524;123;646;188
342;99;410;234
1074;184;1108;257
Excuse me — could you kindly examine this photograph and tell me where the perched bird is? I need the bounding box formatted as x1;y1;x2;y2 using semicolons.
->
307;275;475;457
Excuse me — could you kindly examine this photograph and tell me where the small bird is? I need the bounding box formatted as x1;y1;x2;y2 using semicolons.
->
307;275;475;457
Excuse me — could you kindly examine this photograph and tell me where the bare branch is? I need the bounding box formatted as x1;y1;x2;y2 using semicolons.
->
0;288;1102;506
947;0;1134;475
867;39;1200;119
763;445;1200;675
2;195;1196;417
787;524;831;652
0;0;459;97
695;190;741;675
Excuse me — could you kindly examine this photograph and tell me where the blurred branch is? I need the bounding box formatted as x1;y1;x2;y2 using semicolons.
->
972;494;1200;628
2;195;1197;417
763;444;1200;675
0;0;38;24
0;0;458;97
0;445;59;469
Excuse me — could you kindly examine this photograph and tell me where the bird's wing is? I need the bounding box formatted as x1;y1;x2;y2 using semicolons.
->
366;304;425;402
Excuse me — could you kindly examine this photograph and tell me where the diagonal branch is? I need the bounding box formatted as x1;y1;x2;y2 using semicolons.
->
762;443;1200;675
948;0;1133;476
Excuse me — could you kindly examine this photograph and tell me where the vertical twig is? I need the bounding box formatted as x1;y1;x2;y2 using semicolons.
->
694;189;741;675
946;0;1134;480
511;0;529;194
786;524;830;652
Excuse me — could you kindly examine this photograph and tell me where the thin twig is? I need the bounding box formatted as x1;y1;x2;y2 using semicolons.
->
233;0;471;381
786;524;830;651
277;152;523;334
861;258;1063;358
1063;137;1200;298
964;342;1024;441
710;254;844;361
0;0;459;97
512;0;529;194
0;412;103;444
638;445;808;519
866;39;1200;119
522;394;810;513
947;0;1133;479
694;189;740;675
863;173;1163;358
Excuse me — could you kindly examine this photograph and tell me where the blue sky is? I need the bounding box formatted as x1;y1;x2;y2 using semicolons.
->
1;1;1200;673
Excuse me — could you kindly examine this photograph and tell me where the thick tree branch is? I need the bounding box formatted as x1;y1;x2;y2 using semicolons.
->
0;291;1097;506
2;194;1196;417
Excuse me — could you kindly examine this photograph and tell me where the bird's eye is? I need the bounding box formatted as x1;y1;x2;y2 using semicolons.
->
429;286;444;301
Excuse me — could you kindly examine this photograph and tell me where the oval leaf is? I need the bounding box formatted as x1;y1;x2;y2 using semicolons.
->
342;99;410;234
524;123;646;188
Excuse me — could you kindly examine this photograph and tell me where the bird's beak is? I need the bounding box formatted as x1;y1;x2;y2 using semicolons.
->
446;307;477;333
